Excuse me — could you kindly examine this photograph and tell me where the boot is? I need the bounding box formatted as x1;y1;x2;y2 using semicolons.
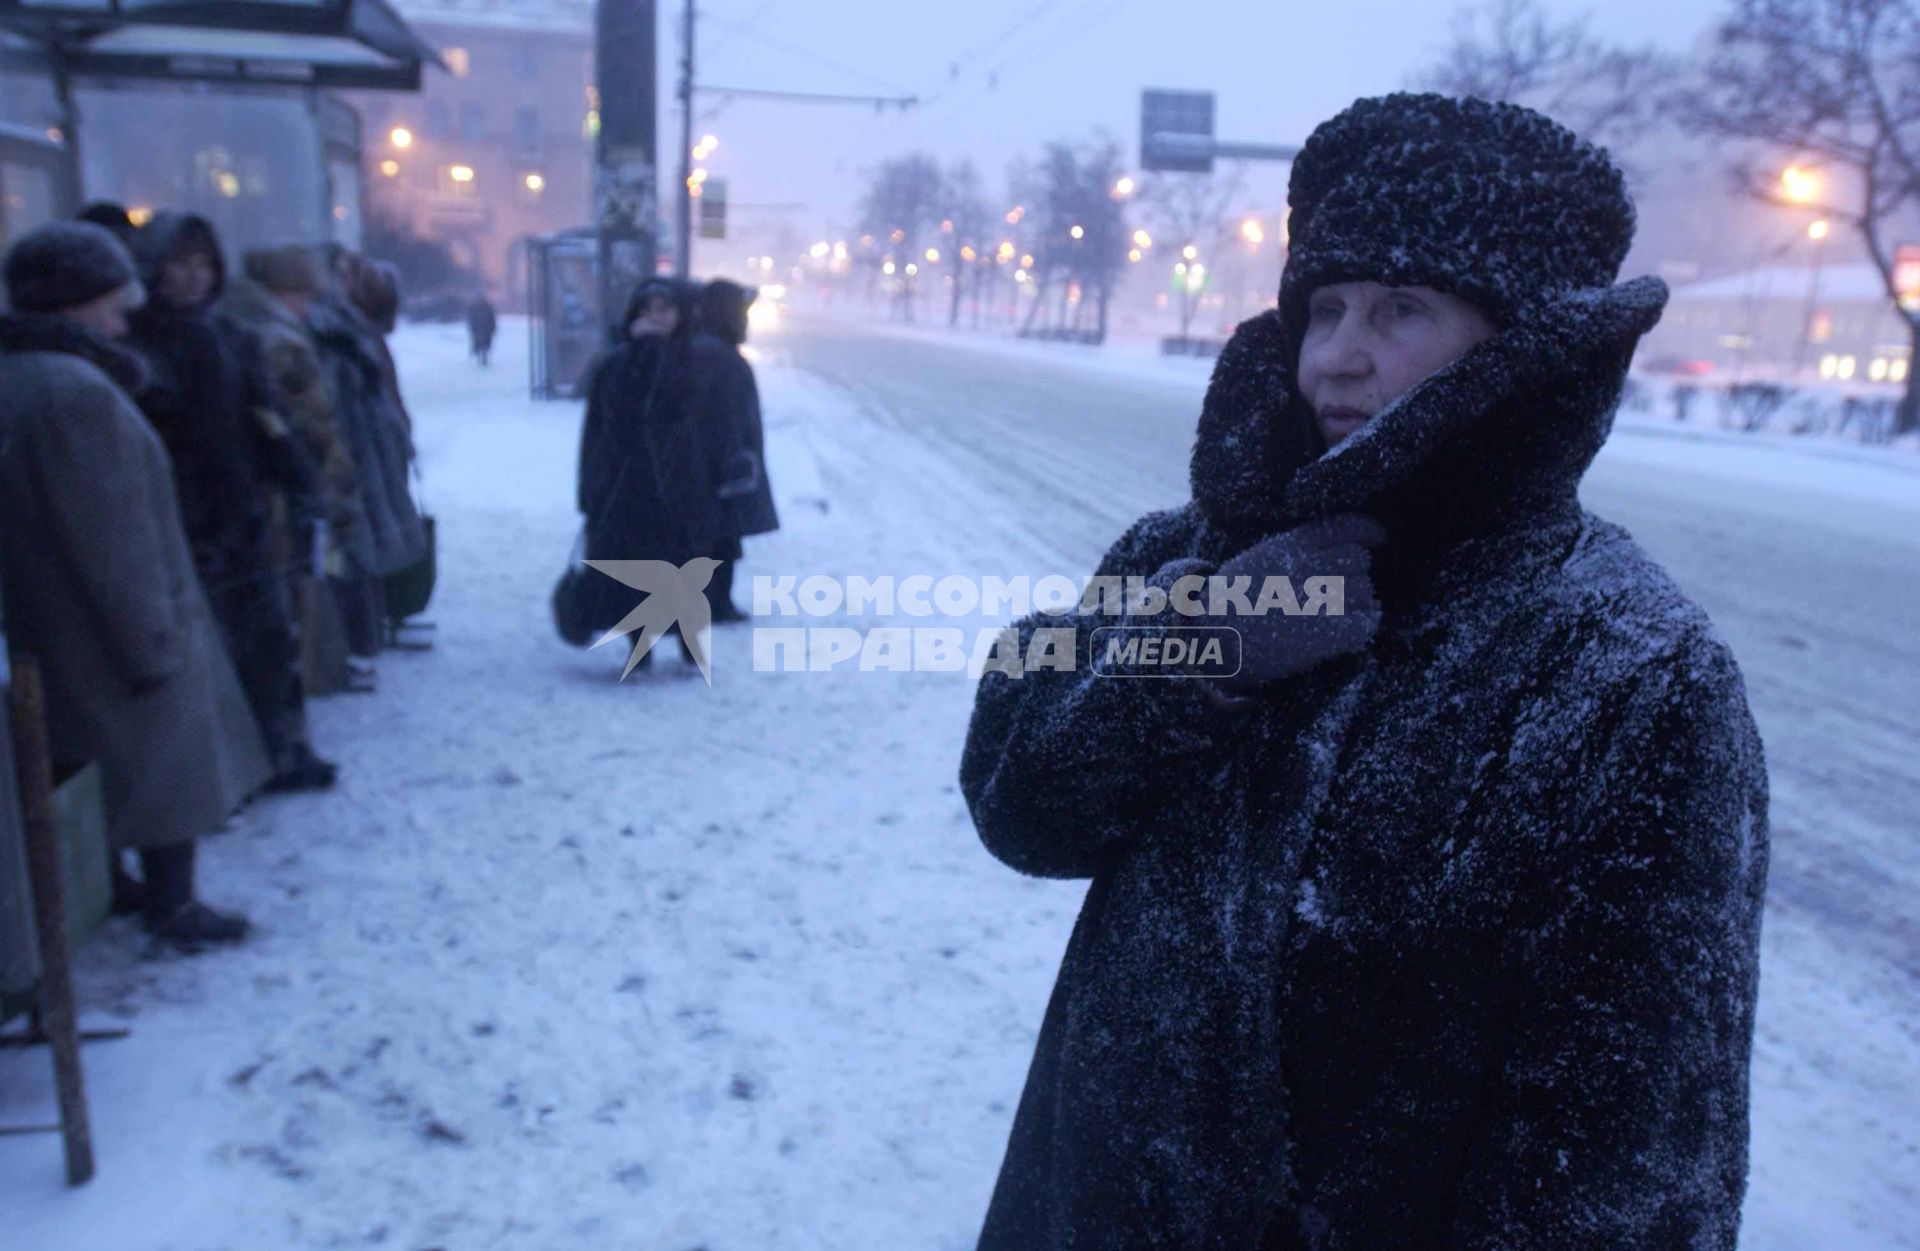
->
265;743;339;794
139;843;251;955
146;901;252;953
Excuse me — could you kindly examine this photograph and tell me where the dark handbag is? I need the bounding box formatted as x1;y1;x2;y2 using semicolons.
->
385;463;437;624
384;514;437;622
552;527;600;648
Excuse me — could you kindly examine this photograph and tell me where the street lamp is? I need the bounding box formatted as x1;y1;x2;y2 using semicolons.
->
1070;225;1085;240
1780;165;1823;205
1240;218;1265;246
1112;176;1136;199
1796;217;1832;378
390;126;414;150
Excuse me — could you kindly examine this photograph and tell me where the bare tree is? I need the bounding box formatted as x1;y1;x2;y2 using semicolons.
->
858;154;944;321
1141;165;1248;338
939;161;994;329
1677;0;1920;434
1418;0;1672;154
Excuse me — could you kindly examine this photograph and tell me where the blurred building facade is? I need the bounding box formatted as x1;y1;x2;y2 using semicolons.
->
1640;262;1916;388
346;0;595;309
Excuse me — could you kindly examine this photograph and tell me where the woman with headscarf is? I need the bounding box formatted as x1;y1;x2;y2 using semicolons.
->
960;94;1769;1250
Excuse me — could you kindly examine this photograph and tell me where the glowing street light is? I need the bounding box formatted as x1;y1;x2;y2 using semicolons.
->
1070;225;1085;239
883;261;897;275
906;263;919;276
1020;254;1035;269
1112;176;1136;198
890;228;905;243
810;241;831;259
1005;206;1024;224
524;172;545;192
1241;218;1266;246
379;159;400;177
449;164;475;184
1780;165;1823;204
389;126;414;149
701;134;719;151
1133;229;1152;249
1128;248;1142;263
1809;218;1831;241
1182;243;1199;262
960;246;978;262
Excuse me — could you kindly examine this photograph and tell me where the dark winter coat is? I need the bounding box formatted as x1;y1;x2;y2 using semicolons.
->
309;294;427;578
688;331;778;541
959;280;1770;1250
0;313;270;849
215;275;363;556
128;215;272;592
128;214;313;766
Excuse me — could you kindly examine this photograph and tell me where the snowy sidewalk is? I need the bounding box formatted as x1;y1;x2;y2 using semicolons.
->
1;318;1079;1250
2;315;1913;1250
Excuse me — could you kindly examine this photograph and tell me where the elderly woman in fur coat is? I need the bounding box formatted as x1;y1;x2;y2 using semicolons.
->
0;223;270;953
961;94;1769;1250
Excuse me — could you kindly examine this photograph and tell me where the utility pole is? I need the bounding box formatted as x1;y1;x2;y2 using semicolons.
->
595;0;658;337
675;0;694;278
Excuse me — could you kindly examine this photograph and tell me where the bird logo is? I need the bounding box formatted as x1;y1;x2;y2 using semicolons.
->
585;557;722;683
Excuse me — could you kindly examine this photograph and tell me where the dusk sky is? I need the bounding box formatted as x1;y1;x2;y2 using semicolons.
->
675;0;1731;246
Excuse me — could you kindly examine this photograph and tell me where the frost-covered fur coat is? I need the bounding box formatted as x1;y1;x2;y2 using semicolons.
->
0;313;271;850
960;278;1770;1250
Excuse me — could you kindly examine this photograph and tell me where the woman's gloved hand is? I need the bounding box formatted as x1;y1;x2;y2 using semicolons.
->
1210;512;1385;692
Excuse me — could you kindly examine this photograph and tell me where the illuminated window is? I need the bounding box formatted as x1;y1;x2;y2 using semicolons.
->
441;164;477;196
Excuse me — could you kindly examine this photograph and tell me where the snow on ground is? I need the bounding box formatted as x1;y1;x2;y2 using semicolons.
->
2;313;1915;1249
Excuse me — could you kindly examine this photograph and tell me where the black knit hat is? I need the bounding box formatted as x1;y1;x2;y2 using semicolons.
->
4;221;140;314
1278;93;1635;341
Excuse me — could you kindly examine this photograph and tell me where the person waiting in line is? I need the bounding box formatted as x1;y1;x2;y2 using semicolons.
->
0;222;271;952
128;211;338;794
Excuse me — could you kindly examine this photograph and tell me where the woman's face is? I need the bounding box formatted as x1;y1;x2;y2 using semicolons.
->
1297;282;1496;447
630;295;679;339
157;248;217;310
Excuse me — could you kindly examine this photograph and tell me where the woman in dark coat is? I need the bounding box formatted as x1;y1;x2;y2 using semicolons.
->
960;94;1769;1250
0;223;271;951
309;254;429;656
128;212;336;792
576;277;726;659
689;279;778;622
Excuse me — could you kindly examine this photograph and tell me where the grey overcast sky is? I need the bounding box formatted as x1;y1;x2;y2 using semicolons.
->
676;0;1729;246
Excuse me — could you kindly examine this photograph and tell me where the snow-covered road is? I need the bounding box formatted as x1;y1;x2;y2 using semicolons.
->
3;313;1915;1249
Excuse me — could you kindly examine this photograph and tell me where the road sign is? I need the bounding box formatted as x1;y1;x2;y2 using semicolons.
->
699;178;728;239
1141;88;1215;174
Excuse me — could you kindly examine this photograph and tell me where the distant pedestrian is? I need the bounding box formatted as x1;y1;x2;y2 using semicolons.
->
0;222;271;953
962;93;1769;1249
690;278;779;622
467;290;497;367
